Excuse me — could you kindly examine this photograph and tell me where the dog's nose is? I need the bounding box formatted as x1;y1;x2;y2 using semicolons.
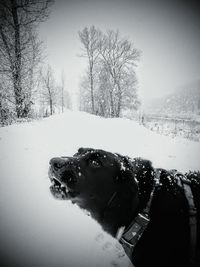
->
49;157;66;170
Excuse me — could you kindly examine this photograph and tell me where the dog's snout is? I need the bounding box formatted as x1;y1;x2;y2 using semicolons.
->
49;157;66;170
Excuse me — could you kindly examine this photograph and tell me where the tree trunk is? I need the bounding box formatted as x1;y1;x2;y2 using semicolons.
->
116;83;122;117
109;89;115;117
99;100;105;117
11;0;24;118
90;67;95;114
61;87;64;113
15;89;24;118
49;98;53;115
0;93;2;124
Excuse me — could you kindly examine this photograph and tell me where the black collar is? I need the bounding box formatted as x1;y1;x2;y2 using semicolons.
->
119;169;160;259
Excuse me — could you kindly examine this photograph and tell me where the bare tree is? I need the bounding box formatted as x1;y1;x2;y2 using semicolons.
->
99;30;140;117
79;74;91;113
60;71;65;113
41;65;56;116
0;0;53;119
78;27;141;118
120;70;140;111
64;90;72;110
78;26;101;114
95;64;112;117
55;71;72;113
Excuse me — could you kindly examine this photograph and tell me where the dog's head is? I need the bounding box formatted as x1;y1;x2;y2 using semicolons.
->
49;147;140;235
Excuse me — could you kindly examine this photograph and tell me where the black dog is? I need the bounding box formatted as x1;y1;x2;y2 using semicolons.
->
48;147;200;267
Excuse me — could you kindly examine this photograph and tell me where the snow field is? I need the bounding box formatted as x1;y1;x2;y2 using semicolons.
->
0;110;200;267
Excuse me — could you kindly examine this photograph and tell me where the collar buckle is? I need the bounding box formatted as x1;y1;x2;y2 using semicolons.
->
120;170;160;260
120;212;150;259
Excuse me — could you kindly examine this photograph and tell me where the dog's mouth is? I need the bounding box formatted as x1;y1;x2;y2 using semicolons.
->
48;167;69;199
48;168;79;199
49;177;69;200
52;177;69;192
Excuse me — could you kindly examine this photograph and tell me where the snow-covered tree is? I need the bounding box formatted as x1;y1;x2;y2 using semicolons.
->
0;0;53;120
99;30;140;117
79;27;141;118
79;74;91;113
78;26;101;114
40;65;57;116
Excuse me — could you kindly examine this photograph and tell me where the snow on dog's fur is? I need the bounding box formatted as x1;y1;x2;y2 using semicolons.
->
49;147;200;267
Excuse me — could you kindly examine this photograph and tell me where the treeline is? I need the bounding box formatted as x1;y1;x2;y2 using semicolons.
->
78;26;141;117
0;0;71;126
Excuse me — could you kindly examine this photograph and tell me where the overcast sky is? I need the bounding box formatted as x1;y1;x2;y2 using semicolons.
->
38;0;200;107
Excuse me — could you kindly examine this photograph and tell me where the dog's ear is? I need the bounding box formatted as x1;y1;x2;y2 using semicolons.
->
114;155;135;183
77;147;85;154
77;147;95;154
130;158;155;208
130;157;154;182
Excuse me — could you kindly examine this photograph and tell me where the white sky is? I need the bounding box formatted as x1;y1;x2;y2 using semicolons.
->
38;0;200;107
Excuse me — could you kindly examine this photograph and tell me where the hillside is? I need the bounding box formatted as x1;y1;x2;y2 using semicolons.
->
144;80;200;118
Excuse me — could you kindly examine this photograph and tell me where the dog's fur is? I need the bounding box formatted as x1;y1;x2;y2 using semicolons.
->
49;147;200;267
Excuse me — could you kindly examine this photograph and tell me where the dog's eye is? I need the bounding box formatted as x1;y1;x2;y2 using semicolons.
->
89;159;101;168
54;162;62;169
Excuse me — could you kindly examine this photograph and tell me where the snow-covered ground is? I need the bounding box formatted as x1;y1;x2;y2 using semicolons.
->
0;110;200;267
